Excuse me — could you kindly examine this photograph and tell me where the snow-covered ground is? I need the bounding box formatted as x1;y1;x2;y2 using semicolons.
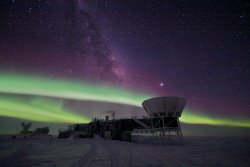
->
0;136;249;167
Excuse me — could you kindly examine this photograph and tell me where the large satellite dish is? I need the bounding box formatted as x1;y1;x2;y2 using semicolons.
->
142;96;186;117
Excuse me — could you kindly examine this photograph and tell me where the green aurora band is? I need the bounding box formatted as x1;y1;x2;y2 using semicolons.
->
0;97;90;123
0;73;250;127
0;73;150;107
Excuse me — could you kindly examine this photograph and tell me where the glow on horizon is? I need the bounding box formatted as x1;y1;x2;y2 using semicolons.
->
0;73;250;127
181;110;250;128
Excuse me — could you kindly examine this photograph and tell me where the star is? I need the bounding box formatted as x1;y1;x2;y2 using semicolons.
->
160;82;164;87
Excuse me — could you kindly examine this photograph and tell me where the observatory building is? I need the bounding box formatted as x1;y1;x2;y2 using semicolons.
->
60;96;186;144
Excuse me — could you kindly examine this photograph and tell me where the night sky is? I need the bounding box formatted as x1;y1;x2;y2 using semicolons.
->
0;0;250;135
